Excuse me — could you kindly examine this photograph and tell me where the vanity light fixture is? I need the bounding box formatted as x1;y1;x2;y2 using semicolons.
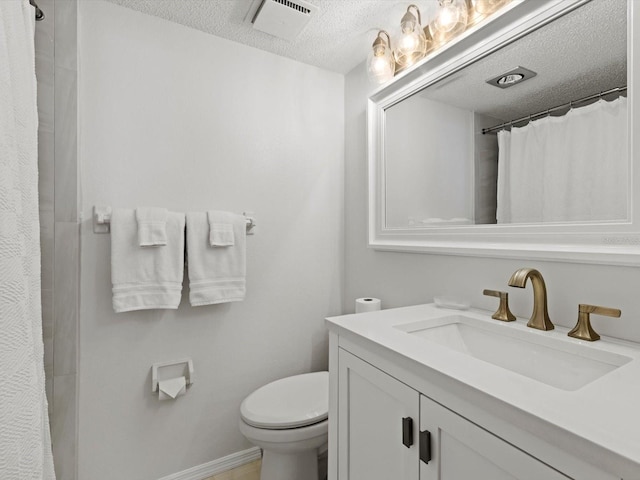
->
366;0;512;84
367;30;396;84
393;4;429;68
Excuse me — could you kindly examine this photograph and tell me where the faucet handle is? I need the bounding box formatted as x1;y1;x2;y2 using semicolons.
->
568;304;621;342
483;289;516;322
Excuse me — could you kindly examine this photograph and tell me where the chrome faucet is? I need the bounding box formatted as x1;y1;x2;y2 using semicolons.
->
508;268;554;331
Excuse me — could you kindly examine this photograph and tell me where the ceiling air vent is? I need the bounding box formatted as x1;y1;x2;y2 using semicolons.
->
252;0;318;42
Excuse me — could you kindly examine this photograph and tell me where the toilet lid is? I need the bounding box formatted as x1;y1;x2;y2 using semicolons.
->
240;372;328;429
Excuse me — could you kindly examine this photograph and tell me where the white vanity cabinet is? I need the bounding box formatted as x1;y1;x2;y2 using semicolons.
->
337;349;575;480
327;301;640;480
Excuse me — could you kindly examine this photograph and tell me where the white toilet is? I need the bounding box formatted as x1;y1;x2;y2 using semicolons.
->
239;371;329;480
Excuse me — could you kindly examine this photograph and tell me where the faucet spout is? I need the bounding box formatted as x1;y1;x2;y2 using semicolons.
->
508;268;554;331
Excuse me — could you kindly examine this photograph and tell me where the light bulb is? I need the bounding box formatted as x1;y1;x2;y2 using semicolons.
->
437;5;458;32
399;32;419;54
429;0;468;46
372;56;389;72
367;31;395;84
393;5;428;68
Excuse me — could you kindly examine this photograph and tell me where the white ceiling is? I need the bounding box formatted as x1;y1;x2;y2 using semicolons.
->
101;0;441;74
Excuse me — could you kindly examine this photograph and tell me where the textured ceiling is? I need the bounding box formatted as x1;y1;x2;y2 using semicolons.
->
100;0;442;74
418;0;626;122
100;0;624;103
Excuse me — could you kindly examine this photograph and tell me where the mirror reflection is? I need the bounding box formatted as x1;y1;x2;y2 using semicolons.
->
384;0;627;229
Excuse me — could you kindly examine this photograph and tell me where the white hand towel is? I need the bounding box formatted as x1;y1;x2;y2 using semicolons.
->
136;207;168;246
186;211;246;306
111;209;185;313
208;211;235;247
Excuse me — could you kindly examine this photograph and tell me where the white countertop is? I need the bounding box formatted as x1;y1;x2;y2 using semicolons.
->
326;303;640;474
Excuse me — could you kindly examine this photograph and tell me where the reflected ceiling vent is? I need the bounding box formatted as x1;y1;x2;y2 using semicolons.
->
251;0;318;42
486;66;537;89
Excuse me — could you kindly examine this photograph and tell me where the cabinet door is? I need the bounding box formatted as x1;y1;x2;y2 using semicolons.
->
419;395;571;480
338;349;419;480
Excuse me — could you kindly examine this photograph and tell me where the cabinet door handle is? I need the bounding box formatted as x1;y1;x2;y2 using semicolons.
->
402;417;414;448
420;429;432;464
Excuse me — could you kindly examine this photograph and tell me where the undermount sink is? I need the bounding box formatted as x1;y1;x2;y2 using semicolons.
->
395;315;632;391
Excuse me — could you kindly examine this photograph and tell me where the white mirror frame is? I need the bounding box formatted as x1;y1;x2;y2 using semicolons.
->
368;0;640;266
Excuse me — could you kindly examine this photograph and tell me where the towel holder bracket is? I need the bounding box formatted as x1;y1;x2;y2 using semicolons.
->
94;206;112;234
244;211;256;235
93;206;256;235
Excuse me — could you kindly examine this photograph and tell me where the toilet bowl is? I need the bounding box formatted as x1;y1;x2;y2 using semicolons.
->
239;371;329;480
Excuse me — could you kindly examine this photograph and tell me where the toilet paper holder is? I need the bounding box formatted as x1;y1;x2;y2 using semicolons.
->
151;358;194;393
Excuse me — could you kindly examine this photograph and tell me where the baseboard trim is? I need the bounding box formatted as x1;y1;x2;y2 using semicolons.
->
158;447;262;480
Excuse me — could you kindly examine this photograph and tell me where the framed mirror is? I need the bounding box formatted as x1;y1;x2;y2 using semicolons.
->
368;0;640;265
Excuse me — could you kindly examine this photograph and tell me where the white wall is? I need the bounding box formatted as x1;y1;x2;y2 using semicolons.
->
77;2;344;479
345;62;640;344
385;96;474;227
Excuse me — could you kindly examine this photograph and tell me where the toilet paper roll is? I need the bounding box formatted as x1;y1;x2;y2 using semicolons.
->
355;297;381;313
158;376;187;401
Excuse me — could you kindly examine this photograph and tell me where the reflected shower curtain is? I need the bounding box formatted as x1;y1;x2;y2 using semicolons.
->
0;1;56;479
496;96;628;224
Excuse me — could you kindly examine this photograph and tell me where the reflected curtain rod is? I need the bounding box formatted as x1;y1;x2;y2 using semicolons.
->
481;85;627;135
29;0;45;21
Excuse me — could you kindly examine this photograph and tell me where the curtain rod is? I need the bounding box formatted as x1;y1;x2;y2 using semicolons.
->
481;85;627;135
29;0;44;21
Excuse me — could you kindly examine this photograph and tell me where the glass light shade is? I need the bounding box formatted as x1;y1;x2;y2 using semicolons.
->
393;6;428;68
367;38;395;84
429;0;469;46
472;0;506;15
468;0;508;25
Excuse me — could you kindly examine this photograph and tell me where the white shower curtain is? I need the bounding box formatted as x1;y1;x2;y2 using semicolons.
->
496;96;628;224
0;1;56;479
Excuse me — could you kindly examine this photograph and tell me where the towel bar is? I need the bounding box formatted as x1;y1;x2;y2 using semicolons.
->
93;206;256;235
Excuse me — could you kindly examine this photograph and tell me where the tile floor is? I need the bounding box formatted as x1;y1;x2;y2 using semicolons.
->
204;459;261;480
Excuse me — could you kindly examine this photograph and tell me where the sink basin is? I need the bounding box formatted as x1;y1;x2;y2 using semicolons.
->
395;315;631;391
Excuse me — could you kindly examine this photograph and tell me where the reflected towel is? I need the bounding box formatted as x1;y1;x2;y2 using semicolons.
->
111;209;185;312
186;211;246;306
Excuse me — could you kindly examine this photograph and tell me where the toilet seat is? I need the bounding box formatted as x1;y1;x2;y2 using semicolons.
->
240;372;328;429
